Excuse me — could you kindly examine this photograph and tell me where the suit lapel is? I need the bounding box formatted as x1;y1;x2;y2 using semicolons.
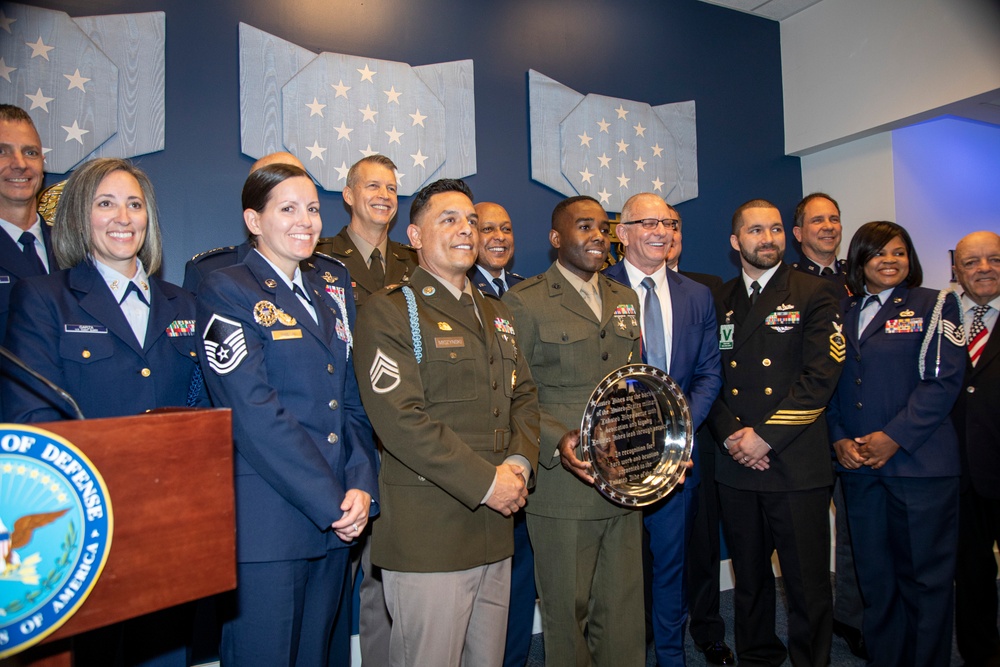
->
0;226;39;279
41;222;59;272
144;279;177;353
843;297;863;354
71;263;145;356
859;287;907;346
385;242;412;285
732;265;790;352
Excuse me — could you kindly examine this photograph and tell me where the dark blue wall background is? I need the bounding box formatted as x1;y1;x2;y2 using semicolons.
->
29;0;802;285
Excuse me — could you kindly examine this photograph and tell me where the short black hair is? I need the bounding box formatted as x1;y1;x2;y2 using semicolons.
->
794;192;840;227
845;220;923;296
410;179;473;225
551;195;601;230
731;199;778;235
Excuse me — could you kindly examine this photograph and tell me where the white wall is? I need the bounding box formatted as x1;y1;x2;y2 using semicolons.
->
781;0;1000;157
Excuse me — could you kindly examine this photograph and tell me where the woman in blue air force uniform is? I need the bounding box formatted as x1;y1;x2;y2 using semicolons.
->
827;221;965;667
0;158;206;667
196;163;378;667
1;158;205;422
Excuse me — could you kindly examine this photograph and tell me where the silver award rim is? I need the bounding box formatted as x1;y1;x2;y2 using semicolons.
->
579;364;693;507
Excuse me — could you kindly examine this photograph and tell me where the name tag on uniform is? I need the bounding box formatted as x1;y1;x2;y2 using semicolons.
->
719;324;734;350
271;329;303;340
65;324;107;334
435;336;465;348
885;318;923;334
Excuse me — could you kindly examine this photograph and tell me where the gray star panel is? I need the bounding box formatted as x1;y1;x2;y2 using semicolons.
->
528;69;698;213
0;2;164;174
239;23;476;196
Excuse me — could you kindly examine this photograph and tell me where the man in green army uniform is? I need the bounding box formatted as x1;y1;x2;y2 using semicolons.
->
354;178;540;667
503;195;646;667
315;154;417;306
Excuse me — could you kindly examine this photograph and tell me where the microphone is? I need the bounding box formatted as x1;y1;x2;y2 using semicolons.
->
0;345;86;420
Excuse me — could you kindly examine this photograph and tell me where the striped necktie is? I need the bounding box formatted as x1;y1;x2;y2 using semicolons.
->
969;305;990;366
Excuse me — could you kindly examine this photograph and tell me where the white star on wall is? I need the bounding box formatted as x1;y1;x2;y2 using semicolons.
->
597;153;611;169
331;80;351;99
62;120;89;144
26;88;54;111
357;64;376;82
307;140;327;161
359;104;378;123
651;143;664;157
597;189;611;204
633;122;646;137
617;172;630;188
651;177;664;192
334;121;353;141
0;10;15;33
385;126;403;144
578;132;592;147
334;161;350;181
411;149;428;168
596;118;610;133
633;157;646;172
579;168;593;184
26;37;54;60
359;144;377;157
0;58;17;83
305;98;326;117
614;104;628;120
409;109;427;127
63;69;90;92
616;139;629;154
383;86;401;104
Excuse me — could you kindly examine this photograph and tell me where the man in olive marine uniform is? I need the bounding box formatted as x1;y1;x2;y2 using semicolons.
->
503;195;646;667
707;199;844;667
354;178;540;666
314;154;417;306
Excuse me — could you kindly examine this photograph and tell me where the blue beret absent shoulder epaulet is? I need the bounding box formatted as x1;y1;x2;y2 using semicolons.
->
190;246;238;262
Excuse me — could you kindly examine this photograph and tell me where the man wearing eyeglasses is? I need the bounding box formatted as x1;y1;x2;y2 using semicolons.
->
603;193;722;667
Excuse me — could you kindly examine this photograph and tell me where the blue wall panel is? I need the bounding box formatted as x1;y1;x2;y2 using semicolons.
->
28;0;801;284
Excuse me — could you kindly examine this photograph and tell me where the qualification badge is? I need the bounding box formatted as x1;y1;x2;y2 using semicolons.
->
254;301;278;327
322;272;337;284
438;322;453;331
276;311;297;326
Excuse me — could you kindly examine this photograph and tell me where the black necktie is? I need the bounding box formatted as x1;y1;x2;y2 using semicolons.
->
293;283;312;304
120;281;149;306
492;277;506;297
369;247;385;289
821;267;834;277
18;231;46;276
750;280;761;305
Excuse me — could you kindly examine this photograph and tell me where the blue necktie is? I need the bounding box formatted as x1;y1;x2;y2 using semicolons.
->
19;232;46;276
492;277;506;297
641;277;667;370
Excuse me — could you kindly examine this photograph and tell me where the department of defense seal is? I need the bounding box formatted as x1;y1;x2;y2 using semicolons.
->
0;425;113;659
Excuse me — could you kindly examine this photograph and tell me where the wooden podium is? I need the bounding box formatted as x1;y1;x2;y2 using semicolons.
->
7;409;236;667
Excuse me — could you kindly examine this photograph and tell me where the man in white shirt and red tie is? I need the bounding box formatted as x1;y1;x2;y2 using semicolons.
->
952;230;1000;667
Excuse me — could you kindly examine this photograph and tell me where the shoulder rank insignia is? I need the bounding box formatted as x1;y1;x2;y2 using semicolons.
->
942;319;966;346
829;322;846;363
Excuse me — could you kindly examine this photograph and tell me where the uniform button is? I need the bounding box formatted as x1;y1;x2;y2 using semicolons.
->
602;352;609;361
327;363;335;374
764;387;772;395
141;368;151;377
762;358;771;367
967;386;976;394
600;330;607;339
82;350;91;359
328;399;339;410
492;380;498;390
327;433;339;444
855;378;862;385
855;402;863;410
489;355;495;364
492;408;501;417
189;351;197;357
561;333;568;341
730;360;737;368
731;388;739;396
450;352;457;359
855;354;862;362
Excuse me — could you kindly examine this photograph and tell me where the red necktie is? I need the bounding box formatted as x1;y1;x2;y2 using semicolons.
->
969;305;990;366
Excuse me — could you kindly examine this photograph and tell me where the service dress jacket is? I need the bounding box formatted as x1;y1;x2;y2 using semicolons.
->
954;299;1000;497
503;263;642;520
2;261;204;422
0;220;59;343
197;250;378;562
354;267;540;573
828;286;965;478
708;263;844;492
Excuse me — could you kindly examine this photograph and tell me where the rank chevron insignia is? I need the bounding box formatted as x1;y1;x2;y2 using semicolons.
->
369;349;401;394
829;321;846;363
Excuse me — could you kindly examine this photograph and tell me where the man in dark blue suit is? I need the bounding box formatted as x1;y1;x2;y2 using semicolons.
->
604;193;722;667
953;231;1000;667
0;105;58;345
466;201;532;666
467;202;524;297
